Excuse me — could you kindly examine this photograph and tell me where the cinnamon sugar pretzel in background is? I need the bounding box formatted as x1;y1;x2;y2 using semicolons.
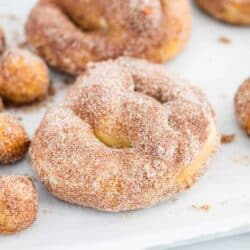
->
26;0;192;75
195;0;250;25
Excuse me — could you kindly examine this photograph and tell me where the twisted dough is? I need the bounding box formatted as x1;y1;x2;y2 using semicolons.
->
26;0;192;75
195;0;250;25
30;57;217;212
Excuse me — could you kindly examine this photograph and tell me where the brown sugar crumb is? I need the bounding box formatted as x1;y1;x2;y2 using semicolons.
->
192;204;211;211
221;134;235;144
48;85;57;97
63;78;74;85
218;36;231;44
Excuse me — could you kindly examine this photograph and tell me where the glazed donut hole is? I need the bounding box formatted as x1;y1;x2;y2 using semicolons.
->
0;49;49;105
0;113;30;165
235;78;250;134
0;176;38;234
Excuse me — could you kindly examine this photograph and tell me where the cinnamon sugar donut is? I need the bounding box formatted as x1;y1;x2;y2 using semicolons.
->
0;27;5;54
25;0;192;75
235;78;250;134
0;49;49;105
195;0;250;25
0;113;30;165
0;176;38;234
30;57;218;212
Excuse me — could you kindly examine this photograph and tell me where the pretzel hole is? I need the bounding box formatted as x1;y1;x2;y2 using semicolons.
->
94;130;131;148
93;120;131;148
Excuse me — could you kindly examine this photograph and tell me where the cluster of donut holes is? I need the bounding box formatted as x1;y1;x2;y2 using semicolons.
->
0;114;37;235
0;28;39;235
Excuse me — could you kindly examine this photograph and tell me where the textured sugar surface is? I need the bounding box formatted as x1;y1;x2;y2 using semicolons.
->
30;57;216;211
0;176;38;234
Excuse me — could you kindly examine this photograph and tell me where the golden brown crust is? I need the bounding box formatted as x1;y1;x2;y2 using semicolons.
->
0;113;30;165
0;176;38;234
0;26;5;54
195;0;250;25
30;57;218;212
0;98;3;112
25;0;192;75
235;78;250;134
0;49;49;105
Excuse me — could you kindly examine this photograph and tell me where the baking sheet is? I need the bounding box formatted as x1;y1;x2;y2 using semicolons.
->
1;1;250;249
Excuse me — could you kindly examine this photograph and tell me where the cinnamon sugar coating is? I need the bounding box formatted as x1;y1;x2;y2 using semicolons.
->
0;113;30;165
235;78;250;134
0;176;38;234
0;49;49;105
30;57;217;212
195;0;250;25
0;26;5;54
25;0;192;75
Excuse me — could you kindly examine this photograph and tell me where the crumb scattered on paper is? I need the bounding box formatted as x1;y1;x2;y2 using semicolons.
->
192;204;210;211
48;85;57;97
63;78;74;85
218;36;231;44
221;134;235;144
232;154;250;167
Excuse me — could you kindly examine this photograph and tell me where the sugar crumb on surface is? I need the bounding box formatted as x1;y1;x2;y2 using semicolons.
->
192;204;211;211
221;134;235;144
218;36;231;44
48;85;57;97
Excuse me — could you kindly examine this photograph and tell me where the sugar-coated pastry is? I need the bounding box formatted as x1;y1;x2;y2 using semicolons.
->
0;49;49;105
0;176;38;234
235;78;250;134
0;113;30;164
30;57;218;212
195;0;250;25
26;0;192;75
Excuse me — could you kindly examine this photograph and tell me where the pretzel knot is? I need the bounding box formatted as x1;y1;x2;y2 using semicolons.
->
30;57;218;211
